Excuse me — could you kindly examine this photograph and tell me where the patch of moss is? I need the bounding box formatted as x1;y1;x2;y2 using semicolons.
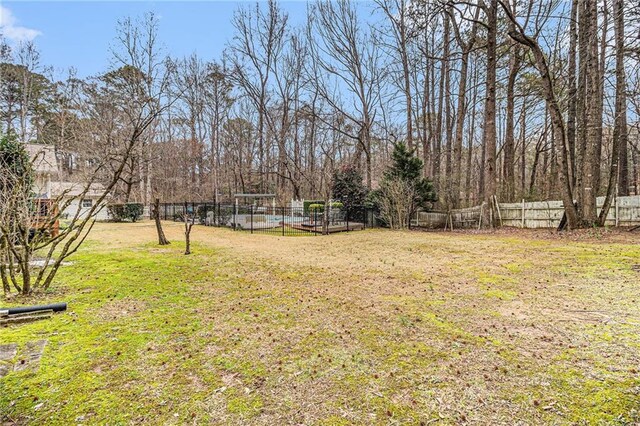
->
226;392;264;417
483;289;516;301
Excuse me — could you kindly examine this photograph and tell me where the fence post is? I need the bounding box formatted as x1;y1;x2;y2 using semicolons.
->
362;207;366;230
282;207;285;236
204;202;208;225
521;199;525;228
346;208;349;232
250;205;254;234
494;196;503;227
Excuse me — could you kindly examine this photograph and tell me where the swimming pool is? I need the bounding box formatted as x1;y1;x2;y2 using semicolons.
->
232;213;310;229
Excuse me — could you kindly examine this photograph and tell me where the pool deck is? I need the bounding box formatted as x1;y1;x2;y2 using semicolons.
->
289;222;364;233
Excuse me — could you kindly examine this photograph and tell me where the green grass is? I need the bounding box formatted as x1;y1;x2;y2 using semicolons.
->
1;222;640;425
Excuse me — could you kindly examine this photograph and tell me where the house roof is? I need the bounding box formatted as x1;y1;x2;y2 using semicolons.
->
51;181;107;198
25;143;58;175
234;193;276;198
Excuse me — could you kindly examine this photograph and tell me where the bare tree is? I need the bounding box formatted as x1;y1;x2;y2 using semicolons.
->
308;0;385;189
0;13;171;295
153;198;170;245
377;179;415;229
449;4;480;207
183;202;194;255
482;0;498;227
599;0;628;224
227;0;288;193
376;0;415;151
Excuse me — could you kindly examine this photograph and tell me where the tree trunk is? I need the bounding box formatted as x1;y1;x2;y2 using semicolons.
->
422;49;431;175
520;100;527;196
452;49;470;209
503;6;579;228
529;141;542;195
153;198;170;245
21;254;31;295
400;9;413;151
465;95;475;207
503;32;520;202
184;220;193;255
432;15;448;196
443;10;453;206
614;0;629;196
632;143;639;195
482;0;498;227
576;0;600;225
594;1;608;195
598;0;627;225
566;0;578;185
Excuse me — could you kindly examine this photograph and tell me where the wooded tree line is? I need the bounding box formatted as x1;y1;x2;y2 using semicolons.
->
2;0;639;228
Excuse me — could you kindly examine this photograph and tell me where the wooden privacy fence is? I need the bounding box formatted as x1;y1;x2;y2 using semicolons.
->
411;211;448;228
499;195;640;228
412;205;482;229
412;195;640;230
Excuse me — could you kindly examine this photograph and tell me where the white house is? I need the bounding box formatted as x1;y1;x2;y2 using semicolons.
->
25;144;110;221
25;143;57;199
50;181;110;221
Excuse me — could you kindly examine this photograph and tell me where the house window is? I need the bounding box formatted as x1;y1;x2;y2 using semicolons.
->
81;199;92;208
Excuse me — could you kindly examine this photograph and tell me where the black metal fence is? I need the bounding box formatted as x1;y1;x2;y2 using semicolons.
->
155;202;378;236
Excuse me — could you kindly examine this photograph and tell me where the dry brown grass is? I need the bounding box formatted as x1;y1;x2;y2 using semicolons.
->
2;221;640;425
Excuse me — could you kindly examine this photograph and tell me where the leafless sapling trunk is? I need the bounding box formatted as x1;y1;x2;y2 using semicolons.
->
183;203;194;255
153;198;170;245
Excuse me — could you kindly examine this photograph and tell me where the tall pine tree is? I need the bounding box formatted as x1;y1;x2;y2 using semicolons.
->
374;143;436;229
331;165;369;217
384;142;436;206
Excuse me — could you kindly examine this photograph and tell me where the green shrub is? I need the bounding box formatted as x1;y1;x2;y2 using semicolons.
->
303;200;324;215
107;204;124;222
125;203;144;222
108;203;144;222
0;132;33;194
196;205;207;222
304;201;343;215
331;165;368;215
371;142;436;229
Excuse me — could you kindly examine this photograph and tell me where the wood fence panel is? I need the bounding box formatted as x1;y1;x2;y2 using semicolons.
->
416;195;640;230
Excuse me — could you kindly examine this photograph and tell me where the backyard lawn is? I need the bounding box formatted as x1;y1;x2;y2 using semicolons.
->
1;222;640;425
